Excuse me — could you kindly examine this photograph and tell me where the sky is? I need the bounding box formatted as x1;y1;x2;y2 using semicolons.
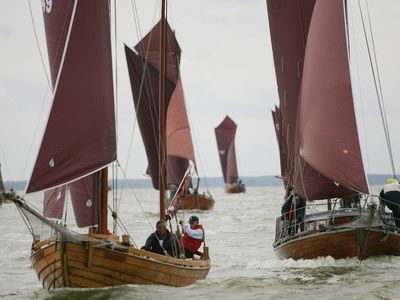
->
0;0;399;182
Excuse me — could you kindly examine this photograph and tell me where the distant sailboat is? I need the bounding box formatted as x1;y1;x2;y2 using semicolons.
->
0;164;16;205
125;20;214;211
12;0;209;289
268;0;400;259
215;116;246;193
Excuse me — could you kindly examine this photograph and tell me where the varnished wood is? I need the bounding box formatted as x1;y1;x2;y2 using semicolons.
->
179;193;215;210
30;236;210;289
225;183;246;194
274;228;400;260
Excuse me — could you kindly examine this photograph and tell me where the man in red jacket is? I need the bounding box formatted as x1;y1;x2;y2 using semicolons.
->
179;215;204;258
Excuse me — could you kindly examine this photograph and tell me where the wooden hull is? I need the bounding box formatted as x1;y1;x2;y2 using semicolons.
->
225;184;246;194
31;239;210;289
274;228;400;260
178;194;215;210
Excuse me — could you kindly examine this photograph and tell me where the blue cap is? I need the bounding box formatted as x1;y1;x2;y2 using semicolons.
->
189;215;199;223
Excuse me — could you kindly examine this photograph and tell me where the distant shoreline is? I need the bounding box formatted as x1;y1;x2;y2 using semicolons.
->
4;174;395;190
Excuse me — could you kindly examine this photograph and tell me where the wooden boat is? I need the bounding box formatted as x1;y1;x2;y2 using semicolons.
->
268;0;400;260
215;116;246;194
0;163;16;205
179;192;215;210
12;0;210;290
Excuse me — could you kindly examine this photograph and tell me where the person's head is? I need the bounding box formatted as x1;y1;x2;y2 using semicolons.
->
387;178;398;184
188;215;199;228
156;220;167;236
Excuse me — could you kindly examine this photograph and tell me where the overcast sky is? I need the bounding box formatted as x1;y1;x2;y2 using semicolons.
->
0;1;399;182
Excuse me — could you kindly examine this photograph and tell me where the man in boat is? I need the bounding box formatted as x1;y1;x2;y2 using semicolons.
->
380;178;400;228
141;220;180;257
179;215;204;258
281;194;306;235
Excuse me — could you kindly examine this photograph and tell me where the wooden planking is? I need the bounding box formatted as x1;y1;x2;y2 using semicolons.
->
275;228;400;260
30;238;210;288
68;246;208;285
179;194;215;210
225;184;246;193
66;243;209;286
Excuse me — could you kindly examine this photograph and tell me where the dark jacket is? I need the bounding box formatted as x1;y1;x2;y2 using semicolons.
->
141;230;179;257
281;194;306;221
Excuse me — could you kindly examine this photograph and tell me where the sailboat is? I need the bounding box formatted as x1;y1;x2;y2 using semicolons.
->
0;163;16;204
125;19;214;211
215;116;246;193
268;0;400;259
12;0;210;289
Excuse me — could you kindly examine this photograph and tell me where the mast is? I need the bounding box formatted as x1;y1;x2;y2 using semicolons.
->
99;168;108;234
159;0;167;220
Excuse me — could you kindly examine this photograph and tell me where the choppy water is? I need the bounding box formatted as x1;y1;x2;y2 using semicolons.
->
1;186;400;299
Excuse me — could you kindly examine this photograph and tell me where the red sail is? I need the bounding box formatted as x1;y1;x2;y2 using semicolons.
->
166;79;196;186
69;174;99;228
125;45;175;189
298;0;369;194
215;116;239;184
134;20;181;84
266;0;316;179
43;186;66;219
26;1;116;193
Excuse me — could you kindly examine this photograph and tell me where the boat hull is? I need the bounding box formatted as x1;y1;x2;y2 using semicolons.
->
225;184;246;194
31;240;210;289
178;194;215;210
274;228;400;260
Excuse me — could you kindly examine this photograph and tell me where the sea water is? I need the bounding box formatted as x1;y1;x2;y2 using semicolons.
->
1;186;400;300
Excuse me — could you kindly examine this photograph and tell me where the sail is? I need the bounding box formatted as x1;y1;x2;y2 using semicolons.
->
125;45;175;189
43;186;66;219
266;0;316;179
69;174;99;228
166;79;196;186
134;20;181;84
297;0;369;194
215;116;239;184
26;0;116;193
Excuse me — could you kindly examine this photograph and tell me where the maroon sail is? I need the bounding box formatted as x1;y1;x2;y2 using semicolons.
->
298;0;369;194
43;186;66;219
125;45;175;189
134;20;181;84
26;0;116;193
266;0;316;179
69;174;99;228
215;116;239;184
166;79;196;186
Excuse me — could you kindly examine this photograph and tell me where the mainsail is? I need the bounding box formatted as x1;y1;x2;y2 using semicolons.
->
215;116;239;184
268;0;368;199
297;0;369;195
26;1;116;193
125;21;196;190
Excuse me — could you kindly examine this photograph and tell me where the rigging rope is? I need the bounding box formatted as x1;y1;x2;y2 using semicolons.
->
357;0;397;178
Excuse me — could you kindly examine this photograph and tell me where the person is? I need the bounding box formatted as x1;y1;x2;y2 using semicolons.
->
281;193;306;235
141;220;179;257
380;178;400;227
179;215;204;258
